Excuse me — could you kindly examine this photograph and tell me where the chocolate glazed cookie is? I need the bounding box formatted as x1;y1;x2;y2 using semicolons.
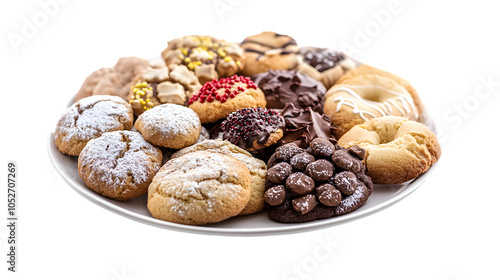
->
240;31;300;77
264;139;373;223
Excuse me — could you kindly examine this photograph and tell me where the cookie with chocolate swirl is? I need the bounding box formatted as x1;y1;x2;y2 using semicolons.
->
240;31;300;76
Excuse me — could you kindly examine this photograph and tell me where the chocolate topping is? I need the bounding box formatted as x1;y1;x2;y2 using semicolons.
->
292;194;316;214
286;173;315;195
290;152;315;170
300;47;345;72
264;185;286;206
316;184;342;207
332;171;357;195
266;162;293;184
279;103;335;149
305;159;334;181
220;107;284;150
252;70;326;113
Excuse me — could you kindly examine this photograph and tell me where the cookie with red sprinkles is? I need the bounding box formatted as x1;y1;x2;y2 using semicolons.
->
221;107;284;151
188;75;266;123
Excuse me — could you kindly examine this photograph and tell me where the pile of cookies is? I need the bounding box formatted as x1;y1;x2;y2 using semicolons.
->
54;31;441;225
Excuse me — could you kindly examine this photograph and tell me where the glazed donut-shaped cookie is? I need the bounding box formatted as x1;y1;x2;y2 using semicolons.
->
240;31;300;77
338;116;441;184
324;65;421;138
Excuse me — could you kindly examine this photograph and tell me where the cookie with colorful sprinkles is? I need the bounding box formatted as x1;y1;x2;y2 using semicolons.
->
188;75;267;124
161;35;245;85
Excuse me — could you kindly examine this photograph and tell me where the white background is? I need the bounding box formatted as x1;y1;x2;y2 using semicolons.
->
1;0;499;279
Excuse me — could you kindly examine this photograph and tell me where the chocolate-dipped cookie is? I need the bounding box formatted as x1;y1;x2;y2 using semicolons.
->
221;107;284;151
240;31;300;77
278;103;335;149
296;47;358;90
253;70;326;113
263;139;373;223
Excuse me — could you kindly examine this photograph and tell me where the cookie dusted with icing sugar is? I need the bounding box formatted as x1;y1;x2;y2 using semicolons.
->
324;65;422;138
54;95;134;156
148;151;251;225
134;104;201;149
78;131;163;201
171;140;267;215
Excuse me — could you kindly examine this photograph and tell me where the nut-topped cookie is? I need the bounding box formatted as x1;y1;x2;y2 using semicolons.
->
264;139;373;223
128;65;201;115
161;35;245;85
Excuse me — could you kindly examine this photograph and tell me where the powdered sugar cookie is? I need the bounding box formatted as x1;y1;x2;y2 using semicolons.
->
148;151;251;225
78;131;163;201
134;104;201;149
171;140;267;215
54;95;134;156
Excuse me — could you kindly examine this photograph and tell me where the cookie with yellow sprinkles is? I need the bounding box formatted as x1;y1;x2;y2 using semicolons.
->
128;65;202;116
161;35;245;85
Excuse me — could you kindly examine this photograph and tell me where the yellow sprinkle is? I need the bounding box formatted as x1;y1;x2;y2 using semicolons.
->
135;94;141;100
143;106;147;110
148;87;153;91
135;83;142;88
178;54;184;60
145;98;150;102
236;60;241;66
180;48;187;55
184;57;191;63
188;62;195;70
140;100;145;105
129;100;134;103
141;82;148;87
224;56;232;62
133;88;138;93
196;61;202;65
138;90;145;96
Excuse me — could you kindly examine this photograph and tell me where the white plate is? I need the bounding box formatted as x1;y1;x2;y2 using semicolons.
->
48;109;438;236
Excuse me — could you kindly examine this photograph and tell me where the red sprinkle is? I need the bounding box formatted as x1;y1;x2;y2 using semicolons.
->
189;75;257;104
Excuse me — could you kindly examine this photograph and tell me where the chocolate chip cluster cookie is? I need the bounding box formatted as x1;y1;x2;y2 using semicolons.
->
264;138;373;223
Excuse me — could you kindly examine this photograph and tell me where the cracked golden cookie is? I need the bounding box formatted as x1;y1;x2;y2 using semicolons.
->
134;104;201;149
75;57;150;101
188;75;266;124
148;151;251;225
324;64;422;138
78;131;163;201
54;95;134;156
240;31;300;76
171;140;267;215
338;116;441;184
161;35;245;85
128;65;201;116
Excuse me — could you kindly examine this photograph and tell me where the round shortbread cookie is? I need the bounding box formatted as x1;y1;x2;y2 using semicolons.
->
54;95;134;156
78;131;163;201
148;151;251;225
